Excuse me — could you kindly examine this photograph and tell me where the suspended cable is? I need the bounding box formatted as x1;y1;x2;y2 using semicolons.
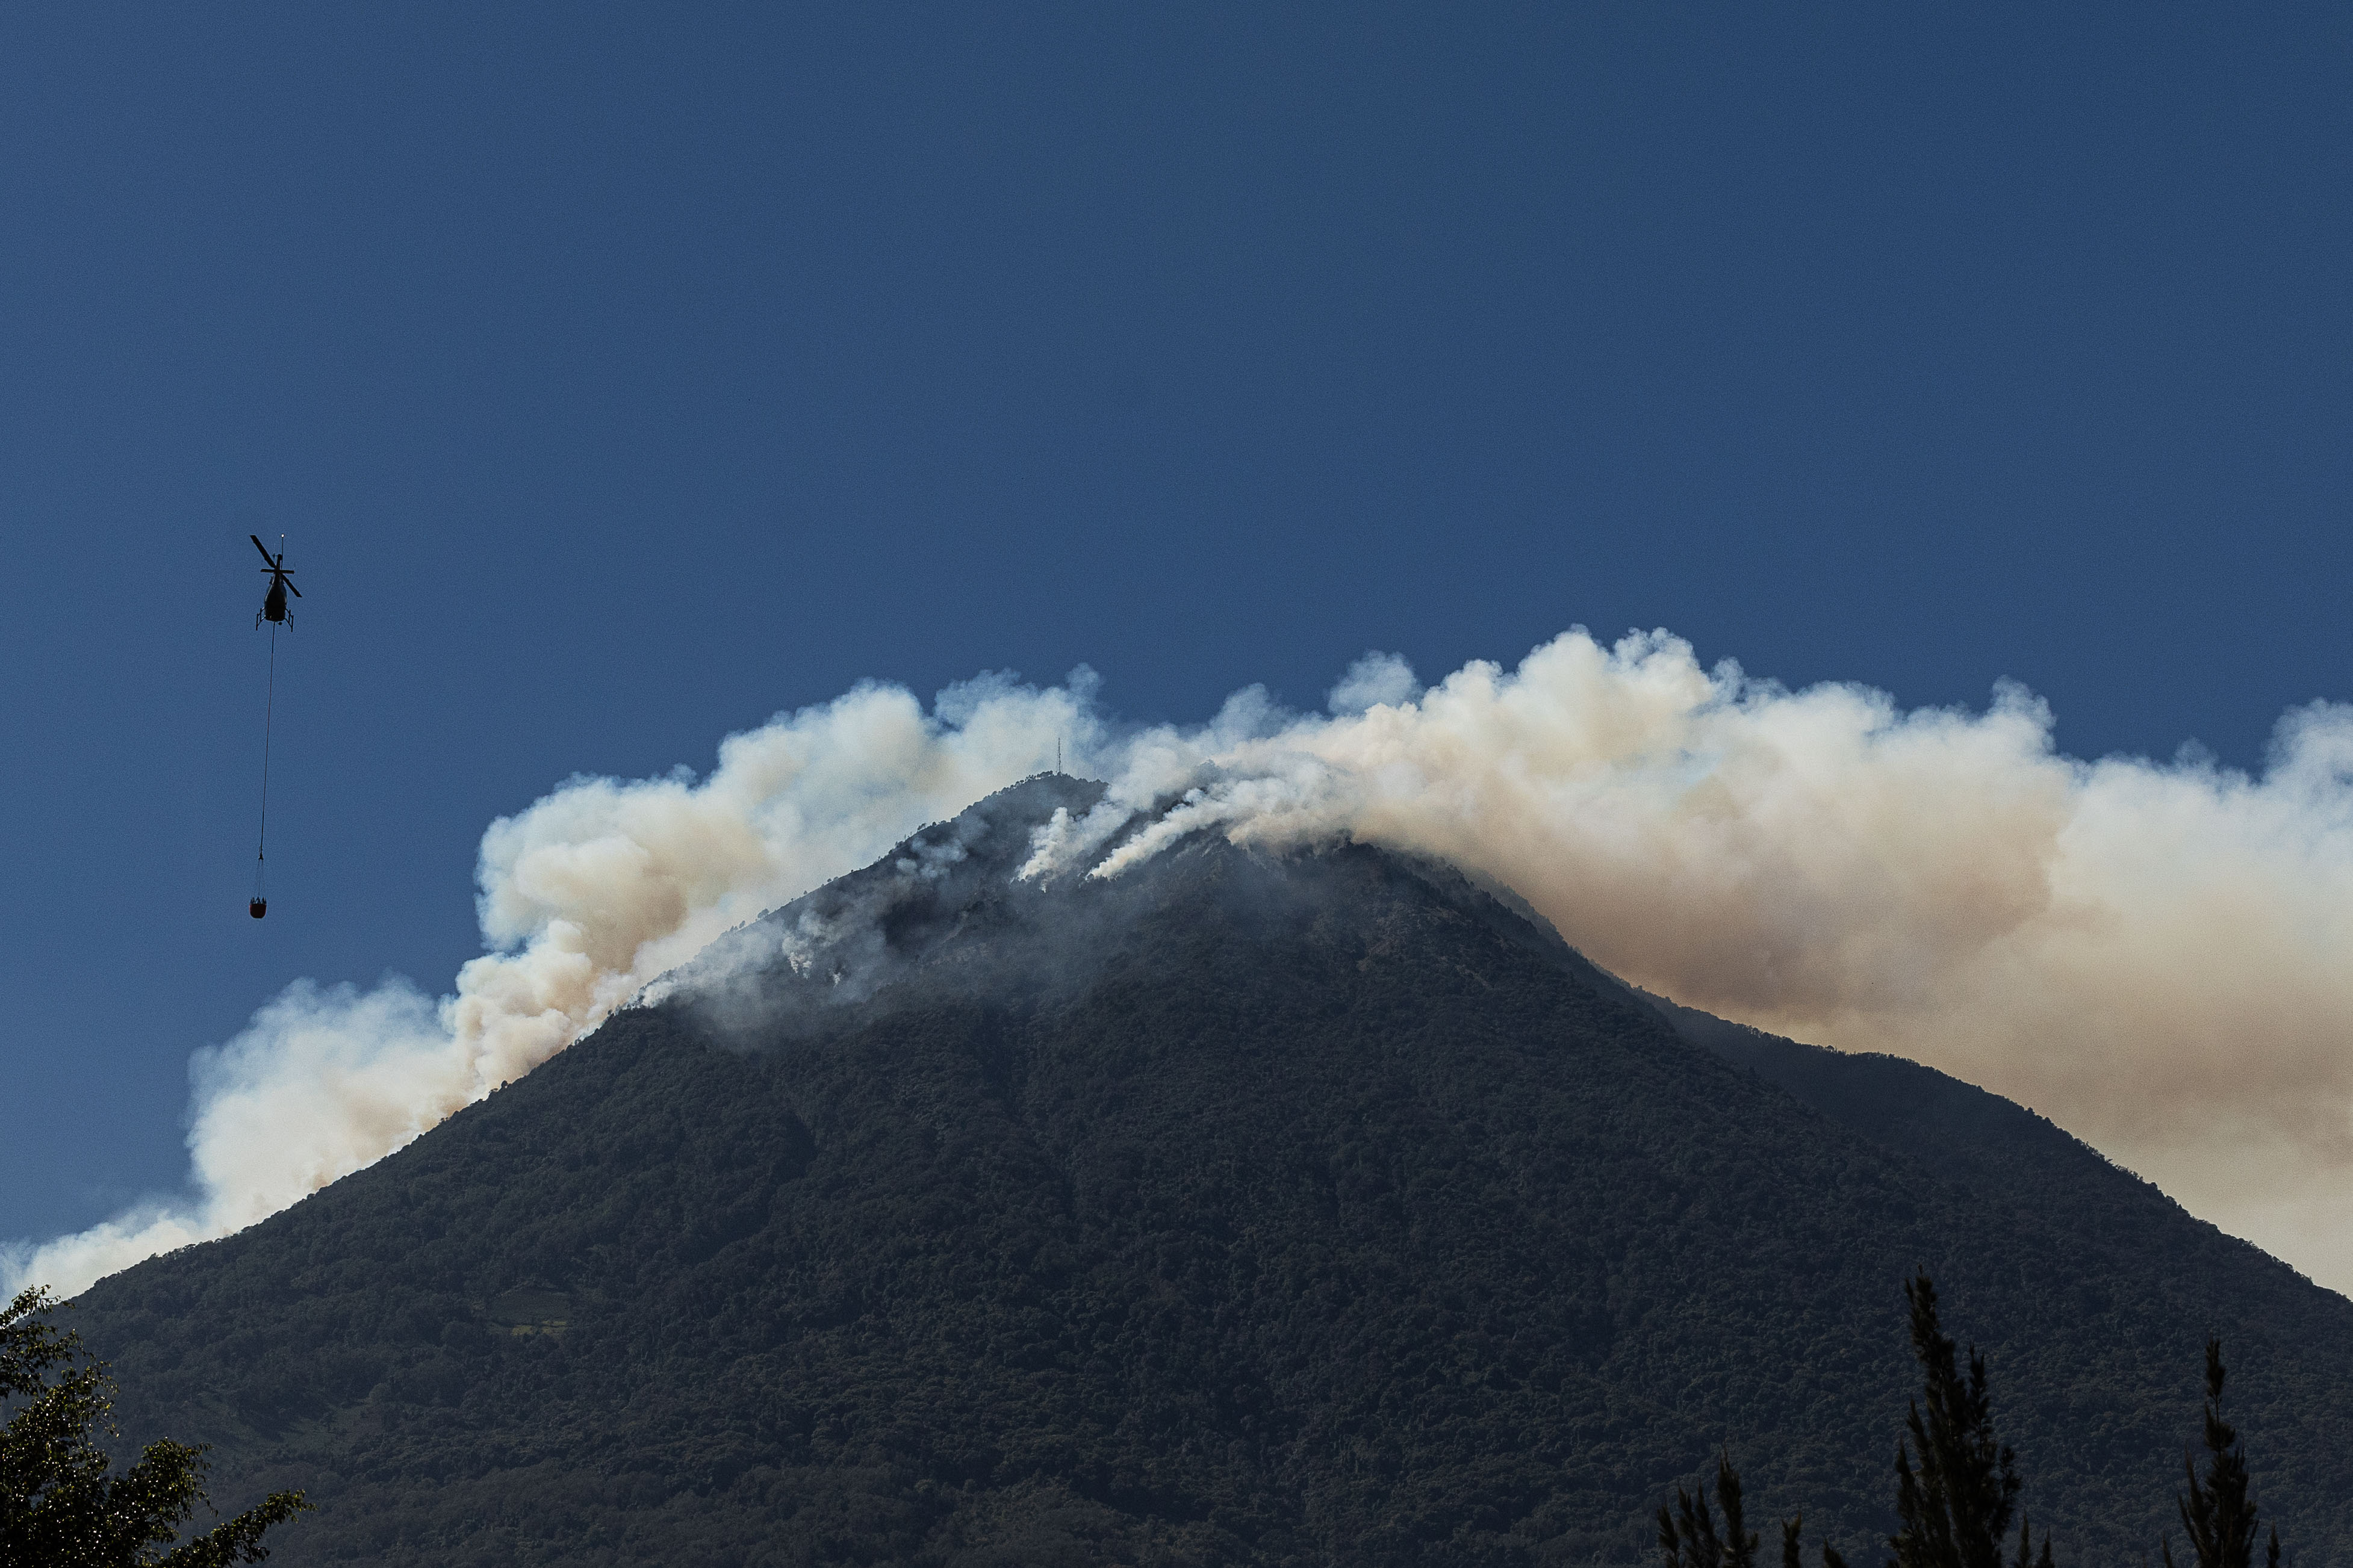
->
252;621;276;919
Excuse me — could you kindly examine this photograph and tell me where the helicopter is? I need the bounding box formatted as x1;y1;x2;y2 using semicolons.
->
252;533;300;627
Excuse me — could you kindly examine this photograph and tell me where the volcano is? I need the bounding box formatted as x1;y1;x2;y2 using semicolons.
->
68;776;2353;1565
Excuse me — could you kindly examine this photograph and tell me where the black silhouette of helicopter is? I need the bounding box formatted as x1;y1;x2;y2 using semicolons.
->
252;534;301;627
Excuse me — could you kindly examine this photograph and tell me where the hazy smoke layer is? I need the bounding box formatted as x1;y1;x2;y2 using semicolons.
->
8;630;2351;1296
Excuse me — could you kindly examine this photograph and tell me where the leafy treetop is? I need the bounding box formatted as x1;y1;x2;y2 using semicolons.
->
1;1286;308;1567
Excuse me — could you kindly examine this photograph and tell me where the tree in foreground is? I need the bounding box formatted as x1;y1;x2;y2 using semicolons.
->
1;1285;308;1566
1656;1451;1759;1567
1653;1454;1845;1568
1656;1275;2296;1564
1885;1272;2050;1568
2165;1336;2279;1568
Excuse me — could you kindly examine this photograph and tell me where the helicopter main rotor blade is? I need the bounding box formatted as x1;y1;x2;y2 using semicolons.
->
284;581;302;597
250;534;281;566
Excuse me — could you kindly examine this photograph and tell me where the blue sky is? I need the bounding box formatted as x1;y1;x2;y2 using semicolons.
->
3;4;2349;1245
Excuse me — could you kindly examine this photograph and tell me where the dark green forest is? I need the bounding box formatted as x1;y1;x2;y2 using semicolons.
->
58;781;2353;1565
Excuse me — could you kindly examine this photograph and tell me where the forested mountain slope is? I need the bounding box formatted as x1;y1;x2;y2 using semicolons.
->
68;778;2353;1566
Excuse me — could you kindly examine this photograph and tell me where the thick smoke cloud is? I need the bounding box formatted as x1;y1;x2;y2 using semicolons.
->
4;672;1097;1297
8;630;2352;1297
1039;632;2353;1286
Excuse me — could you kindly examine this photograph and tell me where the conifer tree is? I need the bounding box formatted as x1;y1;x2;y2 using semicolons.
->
1652;1276;2293;1567
1658;1451;1759;1568
2163;1338;2280;1568
1885;1273;2050;1568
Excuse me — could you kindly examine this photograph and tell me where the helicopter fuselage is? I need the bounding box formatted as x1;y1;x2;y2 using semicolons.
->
250;535;299;628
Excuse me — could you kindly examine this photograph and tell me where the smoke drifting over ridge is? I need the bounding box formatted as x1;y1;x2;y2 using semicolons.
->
4;672;1101;1298
8;630;2353;1296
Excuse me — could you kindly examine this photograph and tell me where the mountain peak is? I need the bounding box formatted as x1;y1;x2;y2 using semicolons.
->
65;782;2353;1566
657;769;1603;1052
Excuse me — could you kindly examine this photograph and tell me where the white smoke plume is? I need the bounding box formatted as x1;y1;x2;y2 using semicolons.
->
1034;633;2353;1288
4;671;1099;1298
9;629;2353;1297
